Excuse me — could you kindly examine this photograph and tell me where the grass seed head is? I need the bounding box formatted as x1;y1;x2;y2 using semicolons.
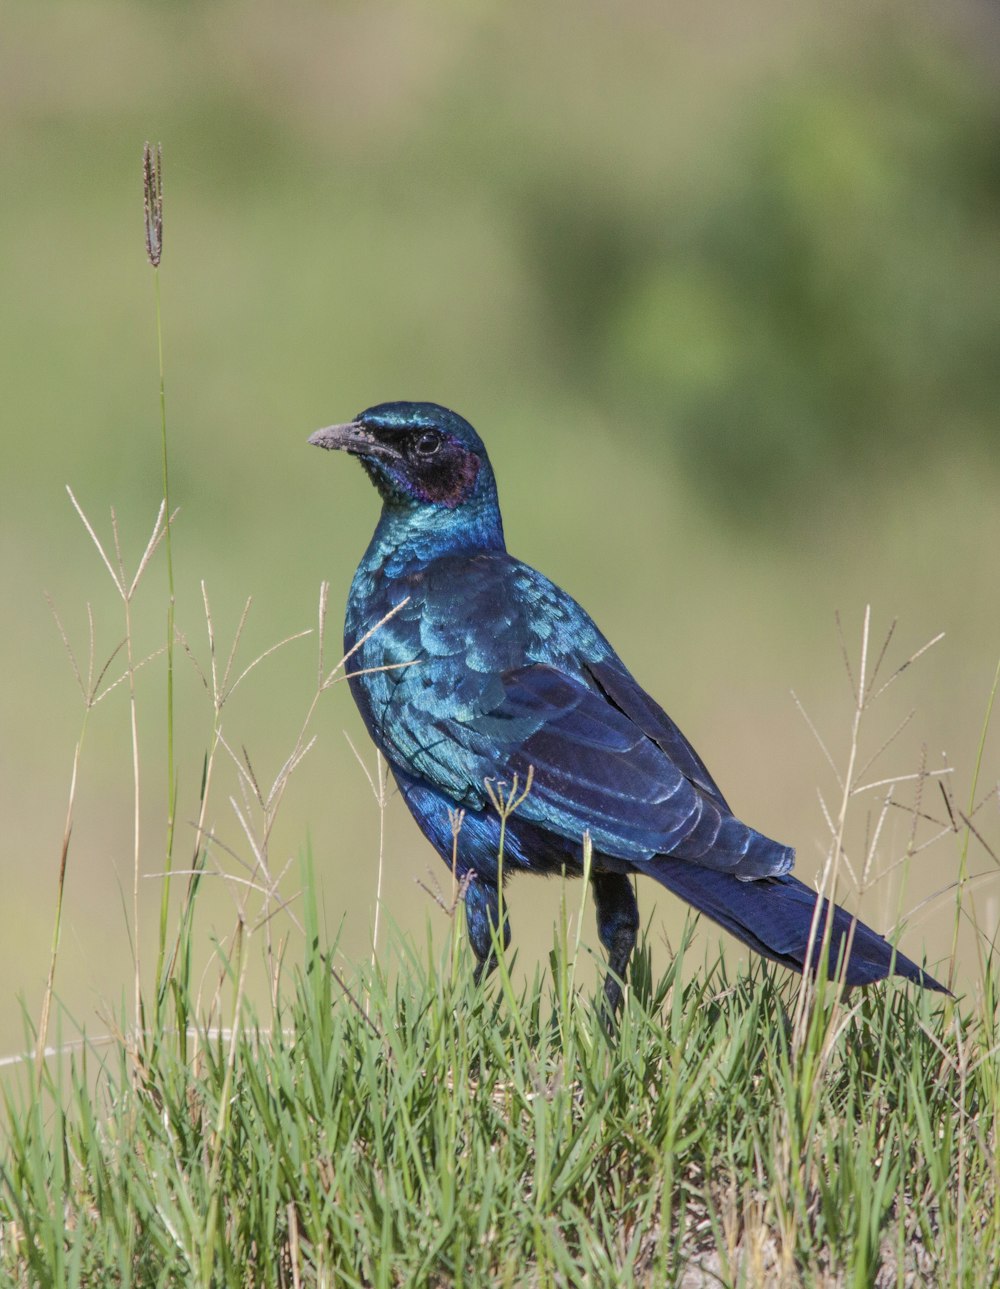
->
142;141;163;268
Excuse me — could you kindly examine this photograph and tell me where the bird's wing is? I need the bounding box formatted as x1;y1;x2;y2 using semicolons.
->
381;659;790;878
580;659;732;812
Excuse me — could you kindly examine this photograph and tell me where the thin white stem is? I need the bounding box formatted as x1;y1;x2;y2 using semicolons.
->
370;750;388;980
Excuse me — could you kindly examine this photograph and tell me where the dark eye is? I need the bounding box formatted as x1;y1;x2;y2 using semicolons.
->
414;430;442;457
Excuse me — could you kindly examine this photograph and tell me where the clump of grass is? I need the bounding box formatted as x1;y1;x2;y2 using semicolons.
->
2;912;997;1286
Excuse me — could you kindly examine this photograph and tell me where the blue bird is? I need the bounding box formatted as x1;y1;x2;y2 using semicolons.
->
309;402;946;1011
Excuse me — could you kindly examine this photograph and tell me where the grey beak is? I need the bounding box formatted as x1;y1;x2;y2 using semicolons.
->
308;422;365;451
308;422;402;461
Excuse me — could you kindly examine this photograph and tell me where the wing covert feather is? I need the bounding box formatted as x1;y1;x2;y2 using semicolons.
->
383;661;788;878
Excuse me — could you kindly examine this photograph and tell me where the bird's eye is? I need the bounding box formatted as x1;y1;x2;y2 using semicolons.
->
414;431;442;457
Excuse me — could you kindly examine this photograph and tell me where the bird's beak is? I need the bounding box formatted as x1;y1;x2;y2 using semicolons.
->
308;422;401;461
308;422;366;452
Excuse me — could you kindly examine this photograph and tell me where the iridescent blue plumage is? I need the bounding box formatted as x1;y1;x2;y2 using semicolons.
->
309;401;946;1007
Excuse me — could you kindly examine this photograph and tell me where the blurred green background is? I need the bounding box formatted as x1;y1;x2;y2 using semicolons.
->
2;0;998;1052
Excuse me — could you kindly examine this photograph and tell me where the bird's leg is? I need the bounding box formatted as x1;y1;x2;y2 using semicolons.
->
591;871;640;1023
464;874;511;985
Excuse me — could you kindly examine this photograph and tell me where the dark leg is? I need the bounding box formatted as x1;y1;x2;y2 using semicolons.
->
464;875;512;984
591;871;640;1021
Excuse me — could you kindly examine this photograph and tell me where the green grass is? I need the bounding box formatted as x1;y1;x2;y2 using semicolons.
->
1;909;996;1286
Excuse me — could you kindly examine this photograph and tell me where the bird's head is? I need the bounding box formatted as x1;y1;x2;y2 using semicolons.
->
309;401;495;514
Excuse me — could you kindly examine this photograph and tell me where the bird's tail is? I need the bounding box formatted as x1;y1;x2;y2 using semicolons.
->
647;859;949;992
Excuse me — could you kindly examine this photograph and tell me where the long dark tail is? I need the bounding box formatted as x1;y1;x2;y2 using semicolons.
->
647;859;949;992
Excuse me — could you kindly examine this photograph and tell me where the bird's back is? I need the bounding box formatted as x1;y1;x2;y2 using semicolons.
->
344;545;612;758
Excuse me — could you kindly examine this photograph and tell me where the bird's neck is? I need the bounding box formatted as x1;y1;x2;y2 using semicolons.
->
363;492;506;577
